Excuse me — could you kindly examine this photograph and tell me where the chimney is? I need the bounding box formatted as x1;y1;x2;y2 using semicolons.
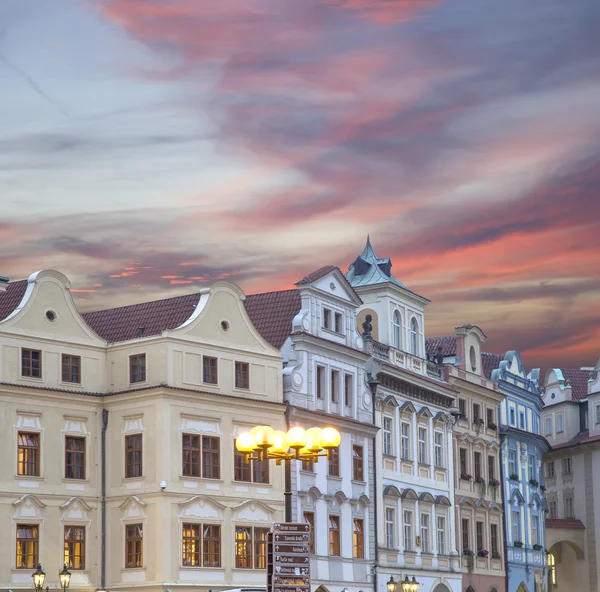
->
0;276;9;292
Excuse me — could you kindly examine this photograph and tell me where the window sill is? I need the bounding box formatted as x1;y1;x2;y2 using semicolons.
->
321;327;345;338
180;566;225;571
19;376;44;383
351;480;367;486
15;474;43;481
382;453;396;459
62;478;90;484
129;380;148;387
418;462;430;468
233;386;251;393
60;381;83;388
327;475;343;481
123;566;146;571
299;470;315;476
232;480;271;487
434;466;446;471
180;476;224;483
202;381;219;388
123;476;145;482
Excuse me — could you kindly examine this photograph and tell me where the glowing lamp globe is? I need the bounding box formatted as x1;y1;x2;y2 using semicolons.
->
250;425;275;448
270;430;289;455
236;432;256;454
32;564;46;592
319;427;341;450
286;426;307;449
409;577;419;592
401;576;411;592
59;564;71;590
305;427;324;453
387;576;396;592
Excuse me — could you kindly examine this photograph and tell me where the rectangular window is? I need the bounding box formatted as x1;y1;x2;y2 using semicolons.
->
21;349;42;378
234;527;252;568
404;511;413;551
520;411;525;429
64;526;85;570
488;455;495;481
547;460;555;478
487;407;495;427
344;374;352;407
334;312;343;334
434;432;443;467
596;405;600;425
383;417;393;456
490;524;499;556
316;365;325;400
323;308;331;330
203;525;221;567
548;499;557;519
420;514;430;553
473;403;481;421
458;398;466;418
331;369;339;403
62;354;81;384
418;427;427;464
233;440;251;482
528;454;536;480
252;453;269;484
182;523;201;566
65;436;86;480
564;495;574;518
303;512;315;554
401;423;410;459
203;356;218;384
183;434;201;478
437;517;445;555
556;414;564;433
508;450;516;477
254;528;268;569
202;436;220;479
328;447;340;477
125;434;143;478
353;518;364;558
125;524;143;568
474;451;482;480
512;511;520;543
509;407;516;425
545;417;553;436
385;507;396;548
302;458;314;472
459;448;467;476
129;354;146;383
353;445;364;481
531;515;538;545
461;518;470;552
235;362;250;389
562;457;572;475
16;524;39;569
17;432;40;476
476;521;484;551
329;516;340;556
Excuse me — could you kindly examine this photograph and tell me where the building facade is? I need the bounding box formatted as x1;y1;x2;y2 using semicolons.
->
532;362;600;592
0;270;287;592
346;239;462;592
486;351;550;592
427;325;506;592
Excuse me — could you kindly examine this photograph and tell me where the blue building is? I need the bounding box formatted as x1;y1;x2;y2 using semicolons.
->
485;350;551;592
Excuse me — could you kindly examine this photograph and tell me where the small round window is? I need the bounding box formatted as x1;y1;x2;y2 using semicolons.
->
469;345;477;371
220;320;230;332
45;310;57;322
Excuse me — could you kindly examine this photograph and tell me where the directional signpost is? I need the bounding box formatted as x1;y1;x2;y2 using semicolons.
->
267;523;311;592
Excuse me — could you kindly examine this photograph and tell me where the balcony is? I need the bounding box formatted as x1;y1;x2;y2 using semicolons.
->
370;340;445;382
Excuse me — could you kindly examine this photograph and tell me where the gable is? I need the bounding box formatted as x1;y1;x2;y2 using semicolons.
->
307;268;363;306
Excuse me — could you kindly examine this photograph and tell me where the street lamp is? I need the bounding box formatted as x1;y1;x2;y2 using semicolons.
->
387;576;396;592
32;564;46;592
59;564;71;592
400;576;420;592
236;425;341;521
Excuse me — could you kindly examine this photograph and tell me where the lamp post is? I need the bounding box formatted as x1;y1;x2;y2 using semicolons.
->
236;425;341;522
59;564;71;592
400;576;419;592
387;576;396;592
32;564;46;592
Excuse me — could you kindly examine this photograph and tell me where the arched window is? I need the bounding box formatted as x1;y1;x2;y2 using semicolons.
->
393;311;401;349
548;553;556;586
410;318;418;355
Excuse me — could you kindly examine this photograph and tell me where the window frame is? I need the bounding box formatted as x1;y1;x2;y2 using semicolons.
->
545;416;553;437
403;510;413;552
556;413;564;433
17;431;40;477
328;447;340;477
512;511;520;543
61;354;81;384
344;373;353;407
64;525;86;570
473;403;481;422
203;356;218;385
202;524;222;567
353;518;364;559
182;433;201;478
461;518;470;552
316;365;325;400
125;433;143;479
329;515;341;556
21;348;42;379
129;354;146;384
486;407;494;427
182;523;201;567
474;451;482;480
508;450;517;477
409;317;418;355
16;524;39;569
434;431;444;468
125;523;143;569
459;447;468;476
383;416;394;456
323;308;332;330
546;460;555;478
437;516;445;555
562;457;572;475
420;513;430;553
392;310;401;349
235;361;250;390
401;422;411;459
476;520;484;552
201;435;221;480
488;455;495;480
417;426;427;464
303;512;315;554
334;312;343;334
385;507;396;549
65;435;86;480
352;444;364;481
234;525;268;569
330;369;340;403
490;523;499;556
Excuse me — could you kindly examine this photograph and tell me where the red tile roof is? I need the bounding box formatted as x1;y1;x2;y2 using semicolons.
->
552;431;600;450
0;279;27;322
295;265;338;285
559;368;591;401
482;352;504;379
425;335;456;357
545;518;585;530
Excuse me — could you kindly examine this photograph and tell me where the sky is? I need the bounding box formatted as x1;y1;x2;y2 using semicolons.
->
0;0;599;370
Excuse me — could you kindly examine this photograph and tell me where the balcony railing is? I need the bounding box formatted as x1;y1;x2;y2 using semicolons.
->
369;339;445;382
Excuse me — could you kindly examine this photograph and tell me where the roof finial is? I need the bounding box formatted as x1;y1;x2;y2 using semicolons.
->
361;234;376;260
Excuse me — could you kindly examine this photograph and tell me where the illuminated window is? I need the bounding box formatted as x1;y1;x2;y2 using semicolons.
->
303;512;315;554
548;553;556;585
16;524;38;569
18;432;40;476
125;524;143;568
182;523;201;566
64;526;85;570
235;526;268;569
353;518;364;558
329;516;340;556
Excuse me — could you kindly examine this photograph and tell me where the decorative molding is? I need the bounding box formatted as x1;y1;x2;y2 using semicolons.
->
59;497;92;522
179;415;221;435
63;416;89;435
120;496;147;521
379;372;454;408
178;495;225;521
16;412;43;431
231;500;275;522
123;415;144;434
12;495;46;521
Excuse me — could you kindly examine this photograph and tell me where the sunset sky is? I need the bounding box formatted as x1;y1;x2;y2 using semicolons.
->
1;0;599;369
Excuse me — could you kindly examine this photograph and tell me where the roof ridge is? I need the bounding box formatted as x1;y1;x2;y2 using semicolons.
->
83;291;199;316
246;288;298;297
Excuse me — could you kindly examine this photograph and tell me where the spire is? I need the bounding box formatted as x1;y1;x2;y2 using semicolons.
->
360;234;377;262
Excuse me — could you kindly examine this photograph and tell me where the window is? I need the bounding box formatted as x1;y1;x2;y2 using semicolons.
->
410;318;418;355
512;511;520;543
418;427;427;464
434;432;443;467
331;369;339;403
548;553;556;586
437;517;445;555
302;458;314;472
182;523;201;566
353;518;364;558
420;514;430;553
548;499;557;519
564;494;574;518
531;515;538;545
125;524;143;568
203;525;221;567
546;460;555;478
556;413;564;433
393;311;401;349
476;521;484;551
404;510;413;551
528;455;536;480
509;408;516;425
235;362;250;389
334;312;343;334
62;354;81;383
469;345;477;371
328;447;340;477
383;417;393;456
21;349;42;378
508;450;516;477
252;454;269;484
545;417;553;436
459;448;467;476
316;365;325;399
474;451;482;480
458;398;466;418
183;434;201;477
235;526;268;568
562;457;572;475
473;403;481;422
490;524;499;556
125;434;143;478
129;354;146;383
487;408;494;427
488;455;495;480
329;516;340;556
16;524;39;569
401;423;410;459
596;405;600;425
64;526;85;570
323;308;331;330
352;445;364;481
519;411;525;429
303;512;315;554
203;356;218;384
344;374;353;407
17;432;40;476
385;507;396;548
461;518;470;552
202;436;220;479
65;436;86;480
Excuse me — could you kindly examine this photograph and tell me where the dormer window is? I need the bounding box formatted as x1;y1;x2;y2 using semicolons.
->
469;346;477;372
393;311;401;349
410;318;418;355
323;308;332;330
334;312;343;334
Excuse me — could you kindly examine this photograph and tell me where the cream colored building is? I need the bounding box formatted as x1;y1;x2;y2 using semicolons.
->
0;270;286;592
